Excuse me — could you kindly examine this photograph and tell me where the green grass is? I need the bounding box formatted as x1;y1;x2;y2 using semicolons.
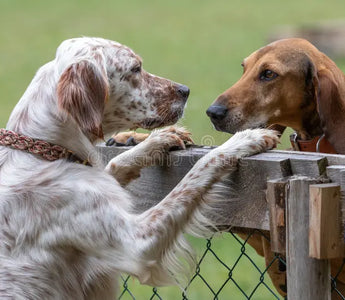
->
1;0;345;146
1;0;345;299
120;234;281;299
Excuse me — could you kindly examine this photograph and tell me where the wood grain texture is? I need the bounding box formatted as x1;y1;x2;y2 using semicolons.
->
309;183;343;259
286;177;331;300
267;179;288;253
97;145;345;230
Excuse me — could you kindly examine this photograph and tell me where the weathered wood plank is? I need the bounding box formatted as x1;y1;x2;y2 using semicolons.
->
96;145;345;230
286;177;331;300
97;145;293;229
309;183;343;259
272;150;345;166
267;179;288;253
97;145;345;168
327;166;345;239
252;151;327;177
224;155;291;230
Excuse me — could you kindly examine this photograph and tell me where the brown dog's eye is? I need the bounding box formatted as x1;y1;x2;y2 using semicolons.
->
259;69;278;81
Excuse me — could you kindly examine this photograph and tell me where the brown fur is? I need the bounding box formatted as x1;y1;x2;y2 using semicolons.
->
208;38;345;298
208;38;345;147
57;60;108;140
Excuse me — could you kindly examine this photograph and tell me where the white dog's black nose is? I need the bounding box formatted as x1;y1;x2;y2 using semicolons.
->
177;85;190;100
206;105;228;121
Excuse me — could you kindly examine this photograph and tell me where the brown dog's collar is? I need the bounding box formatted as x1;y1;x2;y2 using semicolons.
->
290;133;337;154
0;129;92;166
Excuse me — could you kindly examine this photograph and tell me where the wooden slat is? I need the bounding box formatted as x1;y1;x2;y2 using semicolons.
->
267;179;288;253
97;146;345;167
96;145;345;230
224;155;291;230
286;177;331;300
252;151;327;176
272;149;345;166
327;166;345;238
309;183;343;259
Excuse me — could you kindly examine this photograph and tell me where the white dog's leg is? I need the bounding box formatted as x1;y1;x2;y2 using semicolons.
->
105;126;192;186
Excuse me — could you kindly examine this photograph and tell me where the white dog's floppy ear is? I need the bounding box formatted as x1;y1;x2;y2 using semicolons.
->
57;60;108;140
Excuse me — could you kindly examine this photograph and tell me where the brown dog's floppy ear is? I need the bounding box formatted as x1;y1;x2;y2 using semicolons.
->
316;68;345;153
57;60;108;140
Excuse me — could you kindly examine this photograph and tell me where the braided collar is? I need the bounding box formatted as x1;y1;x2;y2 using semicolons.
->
0;129;92;166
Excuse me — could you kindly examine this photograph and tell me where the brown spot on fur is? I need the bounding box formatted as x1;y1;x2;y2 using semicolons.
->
169;191;180;198
180;190;194;197
57;60;108;139
130;78;140;89
149;209;164;223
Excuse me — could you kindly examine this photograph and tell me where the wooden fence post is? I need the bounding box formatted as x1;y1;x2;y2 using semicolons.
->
267;179;288;253
309;183;343;259
286;177;331;300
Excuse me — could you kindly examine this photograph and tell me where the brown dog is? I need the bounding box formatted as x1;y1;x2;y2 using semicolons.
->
207;38;345;152
207;38;345;298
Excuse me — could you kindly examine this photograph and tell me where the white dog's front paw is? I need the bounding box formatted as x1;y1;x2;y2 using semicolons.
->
218;128;280;158
146;126;194;152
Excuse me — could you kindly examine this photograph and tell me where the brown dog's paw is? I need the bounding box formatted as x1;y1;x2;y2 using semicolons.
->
106;132;150;146
155;126;194;147
145;126;194;152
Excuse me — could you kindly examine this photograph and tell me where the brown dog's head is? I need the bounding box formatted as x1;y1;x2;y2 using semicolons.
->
206;38;345;151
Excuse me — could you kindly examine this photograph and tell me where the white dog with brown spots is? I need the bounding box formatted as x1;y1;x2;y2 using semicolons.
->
0;37;279;299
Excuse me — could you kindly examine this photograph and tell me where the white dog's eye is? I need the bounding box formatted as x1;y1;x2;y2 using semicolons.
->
131;65;142;74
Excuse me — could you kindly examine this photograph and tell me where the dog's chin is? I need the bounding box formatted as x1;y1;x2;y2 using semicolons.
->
212;120;267;134
138;110;184;130
213;123;233;134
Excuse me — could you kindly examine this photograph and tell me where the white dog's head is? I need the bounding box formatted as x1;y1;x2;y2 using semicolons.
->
56;37;189;140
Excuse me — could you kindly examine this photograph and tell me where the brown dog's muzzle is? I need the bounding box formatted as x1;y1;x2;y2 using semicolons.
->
206;105;228;121
206;104;228;128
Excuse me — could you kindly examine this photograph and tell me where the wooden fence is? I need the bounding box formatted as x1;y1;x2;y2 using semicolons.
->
97;145;345;300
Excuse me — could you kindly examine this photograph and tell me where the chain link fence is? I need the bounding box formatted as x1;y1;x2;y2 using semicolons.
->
117;228;345;300
332;259;345;300
118;229;285;300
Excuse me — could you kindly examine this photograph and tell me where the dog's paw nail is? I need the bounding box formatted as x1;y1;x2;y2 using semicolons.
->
125;137;138;146
106;138;116;146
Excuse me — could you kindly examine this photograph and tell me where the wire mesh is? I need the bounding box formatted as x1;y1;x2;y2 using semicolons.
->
118;228;345;299
331;258;345;300
118;229;284;300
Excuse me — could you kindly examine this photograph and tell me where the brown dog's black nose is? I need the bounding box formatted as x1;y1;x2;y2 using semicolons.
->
177;84;190;100
206;105;228;121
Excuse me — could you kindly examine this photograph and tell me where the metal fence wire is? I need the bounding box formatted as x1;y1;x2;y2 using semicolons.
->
118;229;345;300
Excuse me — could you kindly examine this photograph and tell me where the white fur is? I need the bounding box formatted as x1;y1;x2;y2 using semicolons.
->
0;37;279;299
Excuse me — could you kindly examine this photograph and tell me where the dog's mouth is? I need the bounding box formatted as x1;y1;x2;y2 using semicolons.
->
139;118;165;129
139;113;182;130
211;117;268;134
137;104;186;130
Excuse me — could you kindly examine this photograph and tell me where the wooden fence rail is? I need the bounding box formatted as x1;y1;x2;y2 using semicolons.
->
97;145;345;300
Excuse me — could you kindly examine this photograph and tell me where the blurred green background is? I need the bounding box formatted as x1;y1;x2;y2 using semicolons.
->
1;0;345;299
